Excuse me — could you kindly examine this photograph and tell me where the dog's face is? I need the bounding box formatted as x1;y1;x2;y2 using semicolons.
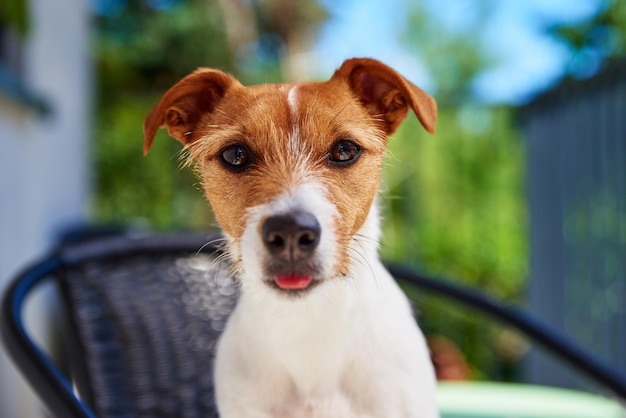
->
144;58;436;295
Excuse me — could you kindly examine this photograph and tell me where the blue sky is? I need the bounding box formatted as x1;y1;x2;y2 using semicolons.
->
313;0;604;104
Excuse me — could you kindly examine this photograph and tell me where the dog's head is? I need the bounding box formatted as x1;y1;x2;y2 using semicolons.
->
144;58;436;296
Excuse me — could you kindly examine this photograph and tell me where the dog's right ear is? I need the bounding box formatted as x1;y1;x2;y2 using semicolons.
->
333;58;437;136
143;69;239;155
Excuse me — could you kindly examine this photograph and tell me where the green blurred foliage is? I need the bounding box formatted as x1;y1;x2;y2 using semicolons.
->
92;94;214;230
379;1;528;380
381;106;527;380
548;0;626;78
382;108;527;298
92;0;230;229
93;0;234;98
0;0;29;36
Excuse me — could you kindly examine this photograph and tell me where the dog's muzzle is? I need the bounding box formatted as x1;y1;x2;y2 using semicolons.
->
262;211;321;262
261;211;322;292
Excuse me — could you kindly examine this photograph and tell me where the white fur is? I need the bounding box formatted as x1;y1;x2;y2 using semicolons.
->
215;186;439;417
287;86;298;117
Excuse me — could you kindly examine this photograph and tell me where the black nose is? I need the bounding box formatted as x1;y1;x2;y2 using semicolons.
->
262;212;321;262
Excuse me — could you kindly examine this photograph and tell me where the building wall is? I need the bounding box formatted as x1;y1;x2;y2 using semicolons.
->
0;0;91;416
523;60;626;390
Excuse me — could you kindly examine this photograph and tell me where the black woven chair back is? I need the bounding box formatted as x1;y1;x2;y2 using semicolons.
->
57;233;237;418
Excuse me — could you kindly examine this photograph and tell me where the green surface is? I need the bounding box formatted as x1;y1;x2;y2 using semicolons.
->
437;382;626;418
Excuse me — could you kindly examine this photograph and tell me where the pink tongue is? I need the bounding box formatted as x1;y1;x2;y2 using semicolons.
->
274;274;313;290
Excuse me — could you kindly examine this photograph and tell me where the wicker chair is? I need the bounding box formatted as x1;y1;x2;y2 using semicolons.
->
2;231;625;417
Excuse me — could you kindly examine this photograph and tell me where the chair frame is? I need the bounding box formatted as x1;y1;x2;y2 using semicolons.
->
2;232;625;418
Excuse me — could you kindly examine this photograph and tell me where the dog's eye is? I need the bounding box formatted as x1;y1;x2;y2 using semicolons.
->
220;144;251;170
328;140;361;166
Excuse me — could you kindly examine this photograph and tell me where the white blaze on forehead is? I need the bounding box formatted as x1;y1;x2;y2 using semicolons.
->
287;86;303;154
287;85;298;116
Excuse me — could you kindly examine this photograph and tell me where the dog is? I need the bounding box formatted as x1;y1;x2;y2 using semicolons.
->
143;57;439;418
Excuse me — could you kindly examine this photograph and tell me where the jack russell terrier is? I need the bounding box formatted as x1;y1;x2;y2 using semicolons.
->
143;57;439;418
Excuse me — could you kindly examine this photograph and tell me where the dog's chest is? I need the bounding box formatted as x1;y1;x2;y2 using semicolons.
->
241;289;384;417
246;282;360;388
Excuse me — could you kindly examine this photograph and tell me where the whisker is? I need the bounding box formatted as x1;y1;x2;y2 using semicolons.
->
195;236;228;256
348;237;378;287
353;232;379;247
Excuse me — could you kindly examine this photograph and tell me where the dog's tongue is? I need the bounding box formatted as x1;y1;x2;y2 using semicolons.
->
274;274;313;290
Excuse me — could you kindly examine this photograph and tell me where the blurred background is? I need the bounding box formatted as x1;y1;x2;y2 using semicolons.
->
1;0;625;416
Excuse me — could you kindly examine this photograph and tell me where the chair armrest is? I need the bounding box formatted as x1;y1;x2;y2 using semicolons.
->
386;263;626;400
1;255;97;418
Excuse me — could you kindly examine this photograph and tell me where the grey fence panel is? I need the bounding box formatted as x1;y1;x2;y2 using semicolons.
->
522;60;626;390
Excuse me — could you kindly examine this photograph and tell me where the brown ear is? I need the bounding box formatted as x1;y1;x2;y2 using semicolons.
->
143;68;239;155
333;58;437;135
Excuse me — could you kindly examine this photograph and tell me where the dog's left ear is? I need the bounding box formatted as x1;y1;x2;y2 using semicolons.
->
143;68;240;155
333;58;437;135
